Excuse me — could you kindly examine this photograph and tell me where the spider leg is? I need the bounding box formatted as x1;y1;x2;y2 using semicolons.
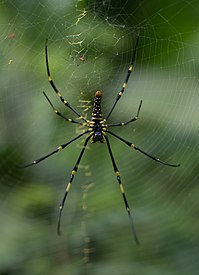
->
107;130;180;167
106;35;139;120
105;136;139;245
45;39;87;123
107;100;142;127
17;131;89;168
57;135;91;235
43;91;83;125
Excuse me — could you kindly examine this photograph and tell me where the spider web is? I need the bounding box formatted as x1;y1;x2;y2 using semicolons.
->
0;0;199;274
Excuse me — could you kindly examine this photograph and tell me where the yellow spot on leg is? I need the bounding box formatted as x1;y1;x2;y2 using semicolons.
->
131;143;135;148
129;65;133;71
72;170;76;176
57;92;61;97
66;182;71;192
115;171;120;177
119;91;123;96
123;82;127;89
120;184;124;193
58;146;63;151
48;76;52;81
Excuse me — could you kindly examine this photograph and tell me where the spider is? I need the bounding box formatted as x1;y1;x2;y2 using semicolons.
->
19;36;180;245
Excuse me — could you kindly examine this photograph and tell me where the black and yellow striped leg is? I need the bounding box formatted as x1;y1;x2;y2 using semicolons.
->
17;131;89;168
106;35;139;120
105;136;139;245
57;135;91;235
45;39;87;123
107;130;180;167
108;100;142;127
43;91;83;125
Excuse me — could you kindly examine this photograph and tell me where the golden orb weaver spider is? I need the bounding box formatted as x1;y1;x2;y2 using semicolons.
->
19;36;180;245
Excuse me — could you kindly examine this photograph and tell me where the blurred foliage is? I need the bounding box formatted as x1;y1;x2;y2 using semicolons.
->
0;0;199;274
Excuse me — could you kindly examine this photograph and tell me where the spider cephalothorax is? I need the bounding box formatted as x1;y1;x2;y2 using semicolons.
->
19;36;180;245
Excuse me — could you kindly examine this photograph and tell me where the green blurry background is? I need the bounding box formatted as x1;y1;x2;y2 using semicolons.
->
0;0;199;274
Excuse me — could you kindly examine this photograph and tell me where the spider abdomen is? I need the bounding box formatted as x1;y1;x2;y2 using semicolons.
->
92;91;102;119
